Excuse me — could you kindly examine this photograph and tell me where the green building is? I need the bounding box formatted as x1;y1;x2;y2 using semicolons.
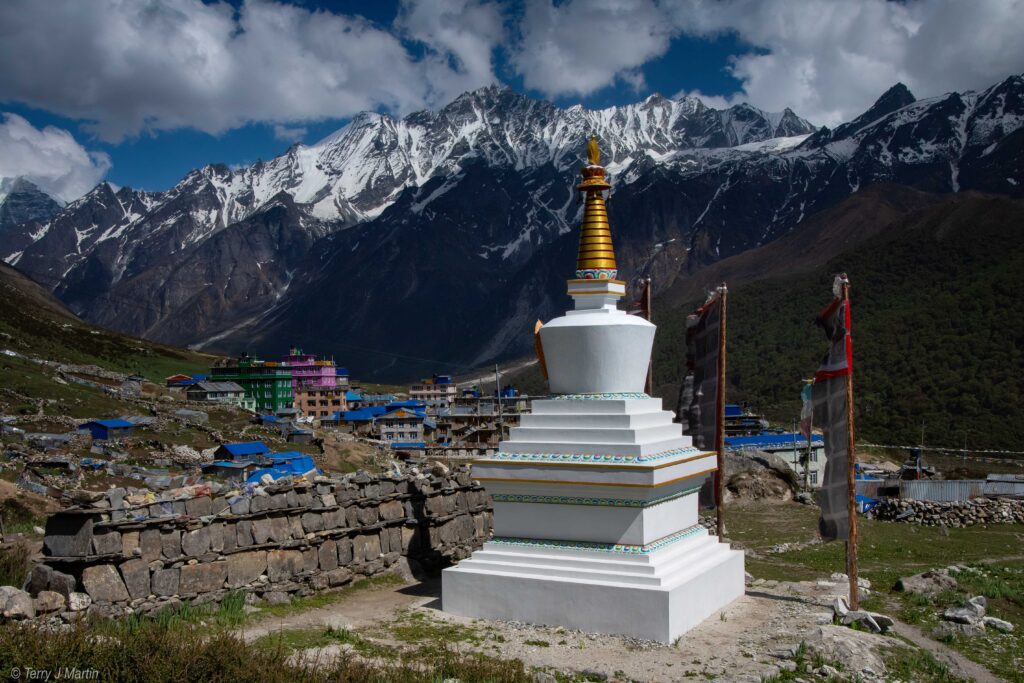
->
210;354;293;412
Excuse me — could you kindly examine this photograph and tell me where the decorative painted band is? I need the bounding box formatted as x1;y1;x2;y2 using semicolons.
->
490;485;702;508
549;392;651;400
574;268;618;280
490;524;705;555
483;446;701;465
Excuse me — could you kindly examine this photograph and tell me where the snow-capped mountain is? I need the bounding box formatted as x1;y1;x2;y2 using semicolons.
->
0;177;62;232
2;75;1022;379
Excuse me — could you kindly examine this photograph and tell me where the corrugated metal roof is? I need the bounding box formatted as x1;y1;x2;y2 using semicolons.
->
725;432;822;449
81;419;134;429
219;442;270;457
900;480;986;502
189;381;244;393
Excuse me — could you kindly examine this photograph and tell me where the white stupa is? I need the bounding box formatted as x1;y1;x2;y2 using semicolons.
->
442;136;745;643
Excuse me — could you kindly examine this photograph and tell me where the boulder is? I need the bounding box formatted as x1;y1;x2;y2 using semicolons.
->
119;558;151;600
67;592;92;611
35;590;65;613
944;607;981;625
933;621;986;638
803;625;888;676
267;550;304;582
895;570;958;595
227;551;268;588
0;586;36;619
982;616;1014;633
181;527;211;557
82;564;130;603
151;568;180;597
178;562;227;594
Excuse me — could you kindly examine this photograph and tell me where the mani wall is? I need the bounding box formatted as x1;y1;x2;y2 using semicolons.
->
867;497;1024;527
25;465;491;618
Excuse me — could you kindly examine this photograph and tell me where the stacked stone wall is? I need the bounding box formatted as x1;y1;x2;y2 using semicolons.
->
27;466;491;618
867;497;1024;527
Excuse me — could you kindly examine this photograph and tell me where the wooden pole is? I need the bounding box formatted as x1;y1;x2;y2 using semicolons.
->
842;280;859;610
715;284;728;539
644;277;654;395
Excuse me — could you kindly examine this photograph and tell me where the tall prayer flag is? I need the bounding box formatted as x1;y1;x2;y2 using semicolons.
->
812;275;853;541
680;290;723;451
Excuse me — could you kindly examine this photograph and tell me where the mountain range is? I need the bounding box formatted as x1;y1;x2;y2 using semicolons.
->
1;74;1022;380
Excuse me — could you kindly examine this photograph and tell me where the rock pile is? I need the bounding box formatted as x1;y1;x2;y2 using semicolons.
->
867;497;1024;526
15;465;491;622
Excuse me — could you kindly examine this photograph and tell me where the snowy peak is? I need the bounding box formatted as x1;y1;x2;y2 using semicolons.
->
0;177;63;230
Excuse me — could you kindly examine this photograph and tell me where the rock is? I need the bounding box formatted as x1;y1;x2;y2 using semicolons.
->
532;673;557;683
832;596;849;617
67;592;92;611
181;527;211;557
803;625;887;676
943;607;981;625
982;616;1014;633
82;564;130;603
262;591;290;605
35;590;65;613
814;665;841;678
267;549;304;582
227;551;268;588
25;563;53;595
933;621;986;638
48;569;76;598
895;571;958;595
178;562;227;594
0;586;36;619
966;596;986;616
119;558;151;600
581;670;607;682
151;568;180;597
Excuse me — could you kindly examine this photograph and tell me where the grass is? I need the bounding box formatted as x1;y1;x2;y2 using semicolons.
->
878;562;1024;683
254;624;390;659
383;609;486;646
0;541;30;588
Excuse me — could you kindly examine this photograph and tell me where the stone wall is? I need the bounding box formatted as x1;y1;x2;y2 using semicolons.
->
25;465;491;619
867;497;1024;527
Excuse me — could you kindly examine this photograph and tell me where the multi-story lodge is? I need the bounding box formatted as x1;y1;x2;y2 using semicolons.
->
210;354;293;413
410;374;458;411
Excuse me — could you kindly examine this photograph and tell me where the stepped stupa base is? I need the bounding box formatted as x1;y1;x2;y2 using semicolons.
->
442;528;745;643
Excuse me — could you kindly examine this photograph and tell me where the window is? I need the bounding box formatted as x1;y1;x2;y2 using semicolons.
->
810;471;818;485
811;450;819;462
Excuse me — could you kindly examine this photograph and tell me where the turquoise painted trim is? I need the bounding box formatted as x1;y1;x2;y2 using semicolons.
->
490;525;705;555
549;392;650;400
490;485;701;508
481;446;704;465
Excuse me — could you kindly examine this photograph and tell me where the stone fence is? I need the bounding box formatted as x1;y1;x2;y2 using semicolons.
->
867;497;1024;527
21;465;491;620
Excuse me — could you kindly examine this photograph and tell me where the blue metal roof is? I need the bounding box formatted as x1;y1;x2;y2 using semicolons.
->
345;390;362;401
724;404;743;417
391;441;426;448
203;460;257;469
386;400;427;410
81;419;134;429
342;407;386;421
725;432;823;449
219;441;271;457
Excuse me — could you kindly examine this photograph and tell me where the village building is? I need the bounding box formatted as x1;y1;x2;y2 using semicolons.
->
723;403;770;437
78;419;134;442
375;406;434;446
201;460;261;482
292;386;348;418
210;353;293;412
410;374;457;411
185;380;255;410
280;347;349;392
725;432;826;486
213;441;271;461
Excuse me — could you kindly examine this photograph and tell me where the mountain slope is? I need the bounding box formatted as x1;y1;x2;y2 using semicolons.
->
3;75;1023;379
0;177;61;232
650;191;1024;450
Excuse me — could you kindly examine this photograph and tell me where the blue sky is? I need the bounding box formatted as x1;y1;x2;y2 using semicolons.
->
1;0;1021;201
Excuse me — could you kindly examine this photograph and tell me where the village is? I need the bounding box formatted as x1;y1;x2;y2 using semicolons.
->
2;317;1022;682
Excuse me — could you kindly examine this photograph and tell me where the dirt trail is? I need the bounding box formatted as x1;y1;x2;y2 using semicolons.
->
890;621;1005;683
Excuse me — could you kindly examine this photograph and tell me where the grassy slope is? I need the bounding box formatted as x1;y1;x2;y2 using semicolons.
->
650;192;1024;450
0;261;216;381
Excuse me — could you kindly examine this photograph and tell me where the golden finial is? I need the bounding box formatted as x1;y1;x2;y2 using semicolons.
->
574;135;616;280
587;134;600;165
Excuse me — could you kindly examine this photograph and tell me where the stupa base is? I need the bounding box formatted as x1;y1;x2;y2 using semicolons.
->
441;528;745;643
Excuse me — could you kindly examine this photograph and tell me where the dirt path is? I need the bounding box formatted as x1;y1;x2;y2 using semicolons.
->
890;621;1005;683
238;575;904;682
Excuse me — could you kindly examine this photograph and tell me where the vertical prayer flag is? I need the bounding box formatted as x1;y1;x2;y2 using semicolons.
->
679;290;723;451
813;275;853;541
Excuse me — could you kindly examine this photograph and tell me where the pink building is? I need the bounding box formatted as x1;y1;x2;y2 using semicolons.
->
281;347;348;391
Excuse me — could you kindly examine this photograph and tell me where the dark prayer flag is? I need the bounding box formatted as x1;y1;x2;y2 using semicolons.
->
813;275;852;541
678;290;722;452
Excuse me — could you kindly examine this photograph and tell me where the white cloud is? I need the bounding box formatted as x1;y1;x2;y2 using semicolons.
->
272;124;308;142
0;113;111;202
510;0;674;97
514;0;1024;125
0;0;503;142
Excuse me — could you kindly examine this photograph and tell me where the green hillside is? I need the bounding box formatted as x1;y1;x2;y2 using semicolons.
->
651;193;1024;450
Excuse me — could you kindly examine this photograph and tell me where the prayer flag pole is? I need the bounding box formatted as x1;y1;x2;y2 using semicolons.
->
841;278;859;610
715;284;728;539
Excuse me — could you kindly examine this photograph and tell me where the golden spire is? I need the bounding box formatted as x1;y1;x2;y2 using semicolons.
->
575;134;617;280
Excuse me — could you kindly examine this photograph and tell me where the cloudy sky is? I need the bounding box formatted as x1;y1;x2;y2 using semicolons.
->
1;0;1022;201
